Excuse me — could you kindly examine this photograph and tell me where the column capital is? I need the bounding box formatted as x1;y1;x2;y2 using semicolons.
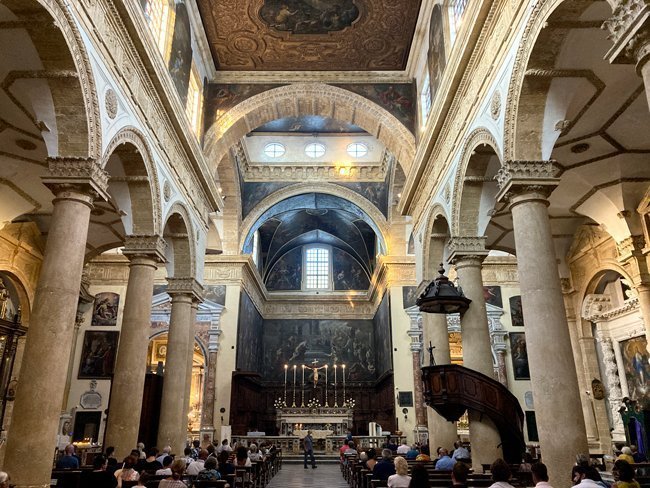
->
495;160;560;205
42;157;110;203
166;277;204;302
603;1;650;71
448;236;489;264
123;234;167;263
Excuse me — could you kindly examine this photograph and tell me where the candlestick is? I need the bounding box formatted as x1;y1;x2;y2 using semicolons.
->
284;364;288;406
301;365;306;407
325;364;329;407
292;365;297;407
334;364;338;407
342;364;346;405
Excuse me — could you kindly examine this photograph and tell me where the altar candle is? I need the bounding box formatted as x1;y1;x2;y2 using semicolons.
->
333;364;338;406
292;365;297;407
325;364;329;406
284;364;288;405
342;364;346;402
301;365;306;407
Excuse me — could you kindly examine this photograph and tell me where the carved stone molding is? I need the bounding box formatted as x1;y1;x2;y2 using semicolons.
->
490;90;501;120
42;157;110;202
616;235;647;261
122;234;167;263
166;277;204;301
234;141;390;183
405;306;424;353
495;160;560;203
595;330;625;435
603;0;650;67
581;294;613;323
446;314;461;333
448;236;488;263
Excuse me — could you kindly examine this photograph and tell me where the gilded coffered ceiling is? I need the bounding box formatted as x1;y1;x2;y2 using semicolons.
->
196;0;423;71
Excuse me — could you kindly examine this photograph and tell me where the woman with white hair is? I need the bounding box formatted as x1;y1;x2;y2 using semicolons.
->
618;447;635;465
388;456;411;487
0;471;10;488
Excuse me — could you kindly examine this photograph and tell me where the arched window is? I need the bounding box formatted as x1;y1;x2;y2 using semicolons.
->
304;246;330;290
186;63;203;135
420;70;432;127
144;0;175;61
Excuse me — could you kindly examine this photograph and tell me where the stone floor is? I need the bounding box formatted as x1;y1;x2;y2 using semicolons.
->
267;463;349;487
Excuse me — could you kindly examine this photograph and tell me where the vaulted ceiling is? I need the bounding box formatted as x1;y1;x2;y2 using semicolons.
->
196;0;423;71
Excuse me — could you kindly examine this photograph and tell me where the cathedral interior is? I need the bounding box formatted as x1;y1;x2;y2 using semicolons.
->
0;0;649;486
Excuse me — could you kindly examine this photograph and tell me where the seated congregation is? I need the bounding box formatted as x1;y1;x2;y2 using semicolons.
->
49;439;281;488
339;439;650;488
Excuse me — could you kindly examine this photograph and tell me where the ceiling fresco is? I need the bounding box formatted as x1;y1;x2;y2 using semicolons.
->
252;115;367;134
196;0;423;71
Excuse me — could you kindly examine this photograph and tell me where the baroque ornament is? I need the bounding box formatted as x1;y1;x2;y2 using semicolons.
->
490;90;501;120
105;88;118;119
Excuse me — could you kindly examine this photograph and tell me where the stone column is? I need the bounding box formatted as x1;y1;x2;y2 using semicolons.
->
496;160;588;487
157;279;202;453
4;158;108;488
104;235;166;458
449;237;502;470
201;303;224;444
604;5;650;108
421;313;458;450
405;308;428;438
184;300;200;440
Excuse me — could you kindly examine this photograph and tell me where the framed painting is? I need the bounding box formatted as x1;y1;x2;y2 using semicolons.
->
91;292;119;326
620;336;650;408
78;331;119;379
510;332;530;380
510;295;524;327
484;286;503;308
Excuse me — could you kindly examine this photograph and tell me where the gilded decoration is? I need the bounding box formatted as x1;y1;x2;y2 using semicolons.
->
196;0;422;71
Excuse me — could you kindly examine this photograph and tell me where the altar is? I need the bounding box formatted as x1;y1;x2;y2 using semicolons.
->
276;406;353;437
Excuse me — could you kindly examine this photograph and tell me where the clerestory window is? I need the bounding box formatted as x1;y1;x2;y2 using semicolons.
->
304;246;330;290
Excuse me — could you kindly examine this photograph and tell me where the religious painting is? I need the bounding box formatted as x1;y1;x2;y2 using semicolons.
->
398;391;413;407
242;182;291;218
205;84;282;130
262;318;376;382
266;248;303;291
204;285;226;305
253;115;366;134
510;332;530;380
78;331;119;379
374;293;392;377
339;181;389;217
259;0;360;34
510;295;524;327
168;0;193;105
91;292;119;326
428;4;447;101
333;248;370;290
336;83;416;134
620;336;650;408
483;285;503;308
236;292;264;373
402;286;418;309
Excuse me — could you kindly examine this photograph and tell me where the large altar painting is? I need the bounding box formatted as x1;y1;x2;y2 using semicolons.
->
263;319;376;382
78;331;119;379
621;336;650;408
259;0;360;34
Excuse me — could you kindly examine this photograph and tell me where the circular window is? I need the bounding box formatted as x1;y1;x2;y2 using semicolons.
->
347;142;368;158
264;142;286;158
305;142;326;158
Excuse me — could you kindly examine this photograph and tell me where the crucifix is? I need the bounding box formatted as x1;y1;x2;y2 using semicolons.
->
308;360;328;388
428;341;436;366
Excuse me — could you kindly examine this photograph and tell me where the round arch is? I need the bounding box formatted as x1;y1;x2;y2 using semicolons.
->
503;0;615;161
163;202;196;278
451;127;501;236
203;83;416;175
419;203;452;281
239;182;391;254
102;127;163;235
6;0;101;159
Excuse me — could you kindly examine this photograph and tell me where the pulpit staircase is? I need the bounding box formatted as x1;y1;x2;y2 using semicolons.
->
421;364;525;463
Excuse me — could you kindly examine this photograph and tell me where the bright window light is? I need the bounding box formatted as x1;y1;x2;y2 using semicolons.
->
305;142;326;159
264;143;286;158
347;142;368;158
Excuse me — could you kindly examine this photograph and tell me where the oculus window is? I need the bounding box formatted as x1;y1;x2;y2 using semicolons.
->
347;142;369;158
305;142;326;159
304;247;330;290
264;143;286;158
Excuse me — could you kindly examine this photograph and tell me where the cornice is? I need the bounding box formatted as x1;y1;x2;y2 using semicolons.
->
399;0;526;225
73;0;222;220
211;71;412;84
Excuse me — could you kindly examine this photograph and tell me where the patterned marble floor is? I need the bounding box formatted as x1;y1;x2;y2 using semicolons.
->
267;463;349;487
